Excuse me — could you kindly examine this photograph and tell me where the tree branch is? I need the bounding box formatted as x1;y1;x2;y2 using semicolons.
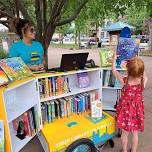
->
35;0;43;41
51;0;61;18
13;0;34;25
55;0;89;26
0;10;14;19
53;0;67;19
42;0;47;30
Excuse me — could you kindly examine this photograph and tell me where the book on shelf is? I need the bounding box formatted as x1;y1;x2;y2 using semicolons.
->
102;70;122;88
77;72;90;88
0;120;4;152
12;106;40;139
0;57;33;81
38;76;70;99
91;100;102;118
40;91;98;124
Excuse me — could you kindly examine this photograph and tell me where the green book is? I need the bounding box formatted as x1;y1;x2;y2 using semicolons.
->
0;57;33;81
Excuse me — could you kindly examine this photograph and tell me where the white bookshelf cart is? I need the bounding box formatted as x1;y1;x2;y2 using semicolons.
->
101;67;126;111
1;77;41;152
35;68;102;152
1;68;117;152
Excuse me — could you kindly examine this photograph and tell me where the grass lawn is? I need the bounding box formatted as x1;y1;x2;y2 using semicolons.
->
50;43;78;49
139;50;152;56
50;43;98;49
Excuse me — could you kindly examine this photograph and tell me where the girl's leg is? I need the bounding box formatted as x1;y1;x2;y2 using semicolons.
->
121;129;129;152
131;131;138;152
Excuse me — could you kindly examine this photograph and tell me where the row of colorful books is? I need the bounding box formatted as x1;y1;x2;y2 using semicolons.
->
0;57;33;86
41;91;98;124
12;107;40;139
102;70;121;88
38;76;70;99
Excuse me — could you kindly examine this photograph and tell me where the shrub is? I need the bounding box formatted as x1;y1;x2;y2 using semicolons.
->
0;48;9;59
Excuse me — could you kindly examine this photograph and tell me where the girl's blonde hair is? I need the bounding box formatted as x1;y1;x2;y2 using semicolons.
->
126;56;145;86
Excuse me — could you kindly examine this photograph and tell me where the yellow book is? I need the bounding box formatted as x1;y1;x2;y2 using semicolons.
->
45;77;49;98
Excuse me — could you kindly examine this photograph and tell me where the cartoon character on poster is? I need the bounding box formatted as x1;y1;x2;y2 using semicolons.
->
116;27;139;68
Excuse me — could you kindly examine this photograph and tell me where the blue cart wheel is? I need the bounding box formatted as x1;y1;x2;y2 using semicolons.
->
65;138;96;152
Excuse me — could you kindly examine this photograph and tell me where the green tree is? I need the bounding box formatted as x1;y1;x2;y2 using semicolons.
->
0;0;89;66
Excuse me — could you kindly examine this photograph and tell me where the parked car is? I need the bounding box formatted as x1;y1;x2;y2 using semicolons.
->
98;37;110;46
139;36;149;50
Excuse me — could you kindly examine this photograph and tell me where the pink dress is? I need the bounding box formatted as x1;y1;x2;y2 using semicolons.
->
116;78;144;131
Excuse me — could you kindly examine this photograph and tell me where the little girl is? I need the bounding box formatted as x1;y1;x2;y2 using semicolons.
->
112;53;148;152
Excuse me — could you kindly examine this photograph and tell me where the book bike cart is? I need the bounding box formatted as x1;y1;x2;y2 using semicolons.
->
0;68;115;152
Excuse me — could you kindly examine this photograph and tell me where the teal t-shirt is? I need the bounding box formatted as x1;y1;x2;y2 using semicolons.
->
9;40;44;65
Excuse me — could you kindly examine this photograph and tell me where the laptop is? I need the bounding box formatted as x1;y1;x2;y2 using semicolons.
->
47;53;89;72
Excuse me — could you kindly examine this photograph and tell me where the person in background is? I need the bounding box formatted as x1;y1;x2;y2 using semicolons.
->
9;18;44;71
112;53;148;152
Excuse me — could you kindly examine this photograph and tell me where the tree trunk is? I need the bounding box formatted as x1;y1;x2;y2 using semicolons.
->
43;24;56;69
148;20;152;51
95;22;99;43
75;30;78;45
78;27;81;49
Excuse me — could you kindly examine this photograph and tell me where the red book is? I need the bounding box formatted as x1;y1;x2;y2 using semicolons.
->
13;112;31;136
22;112;32;136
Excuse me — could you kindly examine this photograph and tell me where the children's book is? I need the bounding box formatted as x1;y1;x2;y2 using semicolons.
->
0;120;4;152
117;26;139;65
99;49;114;67
91;100;102;118
117;37;139;62
0;57;33;81
0;68;9;86
77;72;90;88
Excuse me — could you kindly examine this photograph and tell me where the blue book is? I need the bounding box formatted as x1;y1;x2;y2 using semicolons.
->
76;98;82;113
52;77;56;96
79;94;85;112
47;102;52;123
115;79;121;88
50;101;55;121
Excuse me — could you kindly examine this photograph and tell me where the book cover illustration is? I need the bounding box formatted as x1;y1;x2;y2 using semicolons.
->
0;68;9;86
0;120;4;152
116;26;139;68
0;57;33;81
99;49;114;67
117;37;139;61
77;72;90;88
